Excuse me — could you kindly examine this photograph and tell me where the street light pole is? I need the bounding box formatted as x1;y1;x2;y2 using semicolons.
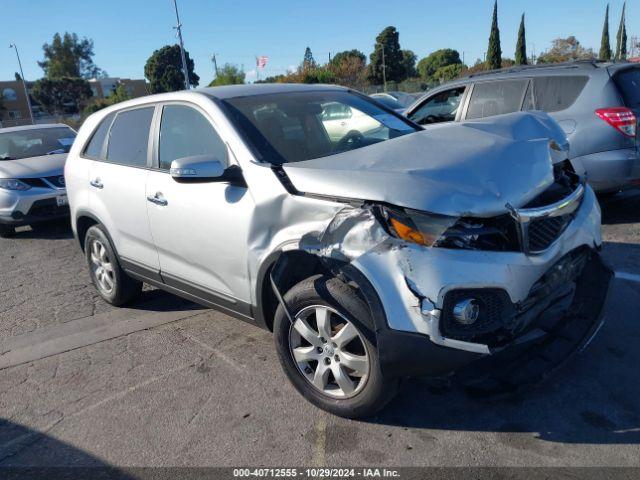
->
381;44;387;92
172;0;191;90
9;43;34;125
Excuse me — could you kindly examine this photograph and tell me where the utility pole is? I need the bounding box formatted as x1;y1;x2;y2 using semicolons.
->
9;44;34;125
211;53;219;77
381;44;387;92
172;0;190;90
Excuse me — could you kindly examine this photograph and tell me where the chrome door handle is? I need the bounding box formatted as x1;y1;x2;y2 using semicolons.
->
90;179;103;189
147;193;168;206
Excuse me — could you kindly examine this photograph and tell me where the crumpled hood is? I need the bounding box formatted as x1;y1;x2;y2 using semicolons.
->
0;154;67;179
283;111;569;217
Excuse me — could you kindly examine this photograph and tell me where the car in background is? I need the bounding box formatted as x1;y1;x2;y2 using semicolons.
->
370;92;410;113
405;61;640;193
0;124;76;237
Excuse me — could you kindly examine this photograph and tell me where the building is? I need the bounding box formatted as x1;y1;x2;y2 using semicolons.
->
0;77;149;128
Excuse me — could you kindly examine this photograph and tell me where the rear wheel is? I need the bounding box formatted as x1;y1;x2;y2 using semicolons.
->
85;225;142;306
274;275;398;418
0;224;15;238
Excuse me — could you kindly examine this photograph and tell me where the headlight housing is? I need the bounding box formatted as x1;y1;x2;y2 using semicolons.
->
0;178;31;191
380;206;457;247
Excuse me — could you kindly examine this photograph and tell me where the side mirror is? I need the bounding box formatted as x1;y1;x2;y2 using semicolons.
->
170;155;225;180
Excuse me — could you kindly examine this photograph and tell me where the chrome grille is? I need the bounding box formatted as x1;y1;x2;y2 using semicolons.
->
528;215;573;252
44;175;65;188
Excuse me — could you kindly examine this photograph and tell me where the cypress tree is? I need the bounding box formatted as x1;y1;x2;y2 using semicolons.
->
487;0;502;70
515;13;528;65
615;2;627;61
599;4;612;61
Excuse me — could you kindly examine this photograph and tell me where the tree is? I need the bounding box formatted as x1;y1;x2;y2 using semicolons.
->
615;2;627;61
328;52;368;89
417;49;462;81
487;1;502;70
368;26;405;84
515;13;528;65
83;84;131;115
401;50;418;78
144;45;199;93
32;77;93;115
537;36;596;64
330;50;366;67
302;47;316;71
600;4;612;61
433;64;465;82
38;32;105;79
209;64;245;86
14;72;21;81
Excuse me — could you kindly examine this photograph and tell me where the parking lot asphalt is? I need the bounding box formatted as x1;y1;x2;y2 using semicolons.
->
1;190;640;467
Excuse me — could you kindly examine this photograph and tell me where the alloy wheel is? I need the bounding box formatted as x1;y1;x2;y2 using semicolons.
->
89;239;115;294
289;305;370;398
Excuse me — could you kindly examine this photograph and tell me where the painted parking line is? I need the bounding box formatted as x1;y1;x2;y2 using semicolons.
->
615;270;640;283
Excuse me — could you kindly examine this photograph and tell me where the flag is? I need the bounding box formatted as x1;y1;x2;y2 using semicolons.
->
256;56;269;69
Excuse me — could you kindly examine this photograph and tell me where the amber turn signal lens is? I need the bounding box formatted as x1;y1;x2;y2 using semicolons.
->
389;217;427;246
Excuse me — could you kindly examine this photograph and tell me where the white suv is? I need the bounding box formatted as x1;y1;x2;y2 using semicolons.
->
65;84;610;418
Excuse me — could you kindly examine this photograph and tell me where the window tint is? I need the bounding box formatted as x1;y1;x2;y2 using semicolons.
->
409;87;465;125
106;107;154;167
84;112;115;159
532;76;588;112
158;105;228;171
614;68;640;108
466;80;529;119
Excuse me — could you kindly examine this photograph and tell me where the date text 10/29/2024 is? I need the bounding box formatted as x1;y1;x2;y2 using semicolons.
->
233;468;400;478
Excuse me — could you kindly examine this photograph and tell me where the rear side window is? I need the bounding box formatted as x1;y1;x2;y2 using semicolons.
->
158;105;228;170
532;76;588;112
466;79;529;119
106;107;154;167
84;112;114;159
614;68;640;108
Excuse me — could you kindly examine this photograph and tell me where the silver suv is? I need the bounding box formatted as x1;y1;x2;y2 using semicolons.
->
406;61;640;193
65;84;610;418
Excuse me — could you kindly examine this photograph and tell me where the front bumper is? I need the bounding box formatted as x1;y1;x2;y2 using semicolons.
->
0;187;69;226
572;148;640;192
351;185;607;378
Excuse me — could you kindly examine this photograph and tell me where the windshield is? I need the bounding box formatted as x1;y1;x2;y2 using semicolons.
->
221;90;418;165
0;127;76;161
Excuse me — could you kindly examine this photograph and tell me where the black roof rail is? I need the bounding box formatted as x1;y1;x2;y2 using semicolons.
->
463;59;606;79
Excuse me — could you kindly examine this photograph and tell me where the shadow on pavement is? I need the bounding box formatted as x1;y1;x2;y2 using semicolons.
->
370;274;640;445
0;419;132;478
12;221;74;240
599;188;640;225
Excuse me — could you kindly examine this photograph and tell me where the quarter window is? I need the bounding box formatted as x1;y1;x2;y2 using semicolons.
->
158;105;227;171
466;79;529;120
84;112;115;159
106;107;154;167
532;76;588;112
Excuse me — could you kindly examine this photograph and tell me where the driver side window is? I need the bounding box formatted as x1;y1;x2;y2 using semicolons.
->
408;87;466;125
158;105;228;171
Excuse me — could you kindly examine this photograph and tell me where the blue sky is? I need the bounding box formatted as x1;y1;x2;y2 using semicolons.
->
0;0;635;84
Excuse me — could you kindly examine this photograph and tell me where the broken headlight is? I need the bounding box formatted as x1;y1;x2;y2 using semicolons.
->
380;206;518;251
380;206;457;247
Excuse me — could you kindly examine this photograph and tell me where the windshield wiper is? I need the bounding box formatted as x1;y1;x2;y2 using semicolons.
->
0;155;15;160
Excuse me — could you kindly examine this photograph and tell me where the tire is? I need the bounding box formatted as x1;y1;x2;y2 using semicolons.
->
0;224;15;238
85;225;142;306
274;274;399;418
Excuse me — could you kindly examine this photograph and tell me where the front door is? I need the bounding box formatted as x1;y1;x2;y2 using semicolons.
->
145;103;254;312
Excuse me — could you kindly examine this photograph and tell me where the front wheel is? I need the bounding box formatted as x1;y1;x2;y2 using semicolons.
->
274;275;398;418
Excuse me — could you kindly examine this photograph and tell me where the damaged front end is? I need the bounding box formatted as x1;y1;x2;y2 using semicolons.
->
277;155;610;390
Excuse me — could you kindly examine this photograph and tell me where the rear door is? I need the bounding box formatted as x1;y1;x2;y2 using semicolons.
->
88;105;160;272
